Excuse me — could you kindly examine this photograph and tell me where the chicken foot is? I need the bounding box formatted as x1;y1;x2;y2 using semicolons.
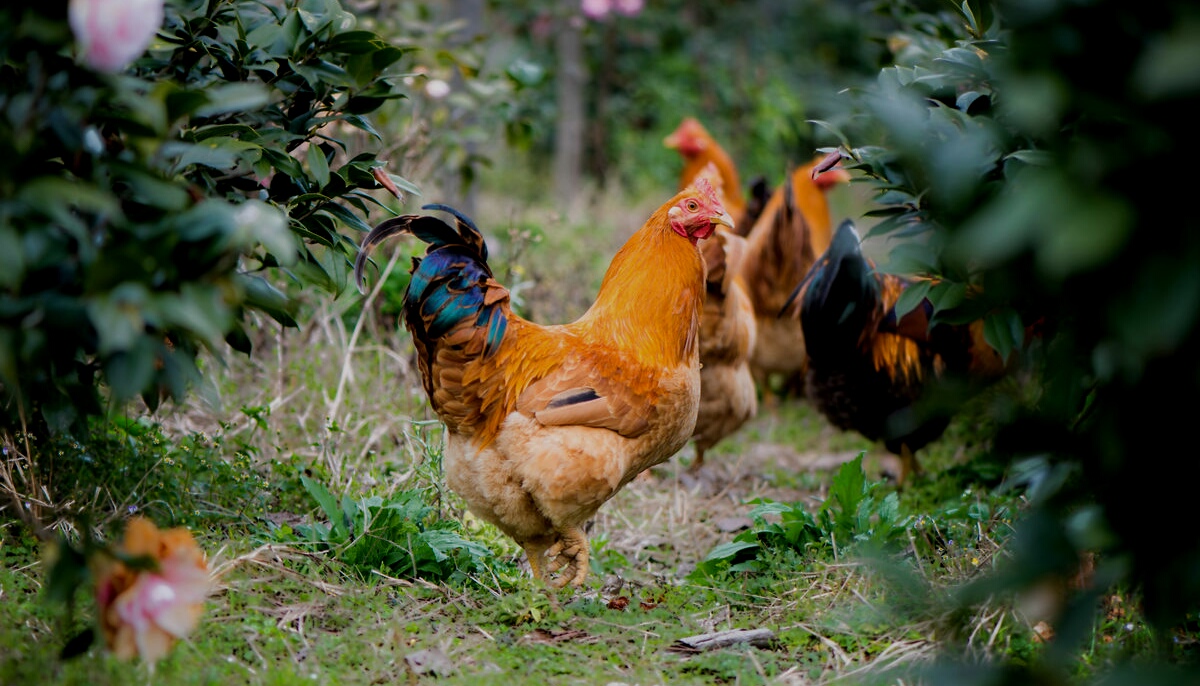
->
544;527;589;588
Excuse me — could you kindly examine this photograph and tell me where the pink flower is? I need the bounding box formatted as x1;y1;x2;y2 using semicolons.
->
613;0;644;16
94;518;211;666
68;0;165;73
581;0;611;20
425;79;451;99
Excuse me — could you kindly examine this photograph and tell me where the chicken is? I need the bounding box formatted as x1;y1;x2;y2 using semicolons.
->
739;153;850;403
675;162;758;472
692;227;758;471
664;117;768;235
784;220;1008;484
353;182;733;587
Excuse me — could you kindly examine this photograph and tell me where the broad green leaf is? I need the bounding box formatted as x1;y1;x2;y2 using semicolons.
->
701;540;761;563
301;476;349;540
104;339;158;402
826;453;868;520
155;284;233;347
807;119;850;149
307;143;331;189
318;201;372;234
927;281;966;311
891;279;932;320
233;200;296;265
982;309;1021;363
163;139;261;172
87;284;151;355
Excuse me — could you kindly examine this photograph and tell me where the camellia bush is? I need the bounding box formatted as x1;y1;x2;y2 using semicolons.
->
0;0;417;445
820;0;1200;681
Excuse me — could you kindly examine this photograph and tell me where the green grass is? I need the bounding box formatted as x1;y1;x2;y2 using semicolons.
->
2;194;1196;685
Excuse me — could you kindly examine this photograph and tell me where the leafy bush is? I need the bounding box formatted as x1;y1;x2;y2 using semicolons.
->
36;414;275;527
0;0;415;439
692;454;911;577
290;476;495;583
817;0;1200;679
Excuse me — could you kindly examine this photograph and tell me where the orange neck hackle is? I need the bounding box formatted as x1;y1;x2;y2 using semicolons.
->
793;154;849;258
577;192;709;368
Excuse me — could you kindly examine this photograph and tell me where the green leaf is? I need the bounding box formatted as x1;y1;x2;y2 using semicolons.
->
44;538;89;606
982;309;1021;363
155;284;233;348
891;279;932;320
807;119;851;150
318;201;372;234
87;284;151;355
233;200;297;265
301;476;349;540
164;139;262;172
238;274;298;328
927;281;966;311
308;144;331;189
104;339;159;402
825;453;868;530
325;30;384;54
701;540;761;563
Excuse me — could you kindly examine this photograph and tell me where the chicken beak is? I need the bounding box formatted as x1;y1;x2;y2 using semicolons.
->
704;211;735;238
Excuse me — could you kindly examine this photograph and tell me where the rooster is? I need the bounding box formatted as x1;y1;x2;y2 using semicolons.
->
354;183;733;587
740;154;850;404
664;117;769;236
785;220;1008;484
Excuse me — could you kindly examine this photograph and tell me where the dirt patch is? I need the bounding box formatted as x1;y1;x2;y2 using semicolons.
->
592;408;900;587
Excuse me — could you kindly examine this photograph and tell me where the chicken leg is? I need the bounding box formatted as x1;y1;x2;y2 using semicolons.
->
544;526;589;588
522;540;552;583
898;443;922;486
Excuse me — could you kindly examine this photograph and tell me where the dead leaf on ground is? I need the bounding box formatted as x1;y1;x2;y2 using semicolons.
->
405;647;454;676
714;516;752;533
522;628;593;644
607;596;630;611
1031;621;1055;643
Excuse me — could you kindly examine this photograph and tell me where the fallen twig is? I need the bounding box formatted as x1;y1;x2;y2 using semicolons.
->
668;628;777;653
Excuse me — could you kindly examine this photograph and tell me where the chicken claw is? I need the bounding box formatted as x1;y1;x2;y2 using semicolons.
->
544;528;589;588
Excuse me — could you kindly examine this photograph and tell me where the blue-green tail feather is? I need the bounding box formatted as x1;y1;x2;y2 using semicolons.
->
354;205;508;359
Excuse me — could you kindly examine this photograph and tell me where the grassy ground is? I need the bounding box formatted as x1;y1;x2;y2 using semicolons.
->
0;192;1184;685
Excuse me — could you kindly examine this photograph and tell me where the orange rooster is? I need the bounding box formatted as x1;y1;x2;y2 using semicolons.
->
354;183;733;587
740;153;850;403
664;117;769;236
785;220;1008;484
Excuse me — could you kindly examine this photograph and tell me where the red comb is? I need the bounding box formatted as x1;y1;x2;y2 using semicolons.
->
693;177;723;209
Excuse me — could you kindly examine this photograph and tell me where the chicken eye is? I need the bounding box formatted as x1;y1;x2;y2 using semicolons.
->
685;200;699;212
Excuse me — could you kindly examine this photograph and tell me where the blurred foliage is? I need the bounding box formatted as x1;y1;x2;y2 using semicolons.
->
287;475;497;583
815;0;1200;681
485;0;889;195
692;454;911;577
0;0;415;440
349;1;539;198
